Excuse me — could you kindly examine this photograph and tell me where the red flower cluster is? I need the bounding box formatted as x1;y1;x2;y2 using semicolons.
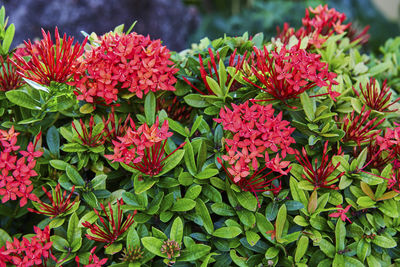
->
82;199;136;247
244;44;339;107
28;184;76;218
0;127;42;207
72;32;178;104
75;246;108;267
105;117;185;176
295;141;345;190
0;56;24;91
353;78;400;112
215;101;295;196
12;27;87;86
183;48;247;95
277;5;369;48
0;226;54;267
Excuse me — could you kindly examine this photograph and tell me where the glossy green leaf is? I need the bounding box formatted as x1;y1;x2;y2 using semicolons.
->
196;199;214;234
170;217;183;243
213;226;241;239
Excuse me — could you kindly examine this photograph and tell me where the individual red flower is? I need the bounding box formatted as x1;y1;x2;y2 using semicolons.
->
75;246;108;267
353;78;400;112
72;32;178;104
105;117;185;176
12;27;87;86
183;48;247;95
329;204;352;223
82;199;136;247
295;141;345;190
28;184;76;218
244;44;339;107
341;105;385;146
0;226;55;267
0;56;24;91
0;127;42;207
72;116;108;147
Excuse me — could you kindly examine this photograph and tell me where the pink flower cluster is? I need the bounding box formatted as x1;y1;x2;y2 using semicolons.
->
105;117;184;176
0;226;54;267
0;127;42;207
215;101;295;192
72;32;178;104
244;44;339;106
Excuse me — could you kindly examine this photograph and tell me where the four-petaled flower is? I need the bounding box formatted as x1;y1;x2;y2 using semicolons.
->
329;204;352;223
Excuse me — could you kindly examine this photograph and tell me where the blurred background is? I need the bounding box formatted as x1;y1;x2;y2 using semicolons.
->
1;0;400;52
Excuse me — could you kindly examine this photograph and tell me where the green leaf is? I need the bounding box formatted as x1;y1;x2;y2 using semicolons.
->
6;90;41;110
156;149;185;177
47;126;60;156
2;23;15;53
206;76;223;97
184;94;210;108
67;213;82;252
230;249;249;267
66;166;85;186
105;242;123;255
265;247;279;259
178;244;211;261
62;143;87;152
255;212;274;240
275;204;287;241
295;236;309;262
49;217;65;229
24;78;49;93
141;237;164;257
211;202;236;216
195;168;219;179
133;175;157;194
0;228;11;247
50;160;70;171
195;199;214;234
170;217;183;243
335;219;346;252
190;115;203;137
357;239;370;262
372;235;397;248
51;235;69;252
236;191;257;211
184;139;197;176
185;185;202;199
82;192;98;208
168;118;188;137
170;198;196;212
213;226;242;239
318;239;335;258
245;231;260;247
144;92;156;125
126;228;140;248
300;92;315;121
79;103;94;114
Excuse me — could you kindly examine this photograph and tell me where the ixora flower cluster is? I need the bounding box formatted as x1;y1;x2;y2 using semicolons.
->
72;32;178;104
2;3;400;266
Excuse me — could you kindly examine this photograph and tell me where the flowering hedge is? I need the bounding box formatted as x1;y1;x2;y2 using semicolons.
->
1;4;400;267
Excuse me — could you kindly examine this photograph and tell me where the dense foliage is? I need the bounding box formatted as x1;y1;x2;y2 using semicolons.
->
1;4;400;267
